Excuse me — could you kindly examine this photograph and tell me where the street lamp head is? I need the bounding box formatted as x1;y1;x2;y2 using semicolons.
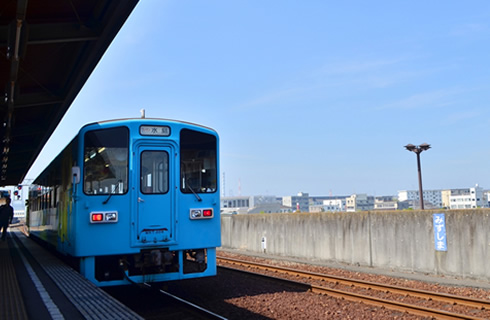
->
404;143;431;153
404;144;416;152
419;143;431;151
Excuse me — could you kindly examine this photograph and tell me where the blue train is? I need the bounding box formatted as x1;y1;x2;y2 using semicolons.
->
28;118;220;286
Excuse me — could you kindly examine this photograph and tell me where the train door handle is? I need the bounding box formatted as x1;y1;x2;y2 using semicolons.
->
138;197;145;202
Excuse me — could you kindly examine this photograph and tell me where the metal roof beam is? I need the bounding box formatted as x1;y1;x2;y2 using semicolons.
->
14;92;63;109
27;23;100;45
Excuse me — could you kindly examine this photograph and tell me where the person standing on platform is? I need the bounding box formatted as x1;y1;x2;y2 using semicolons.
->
0;196;14;241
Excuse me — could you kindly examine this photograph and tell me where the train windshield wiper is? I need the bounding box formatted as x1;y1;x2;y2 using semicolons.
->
103;180;122;205
186;180;202;202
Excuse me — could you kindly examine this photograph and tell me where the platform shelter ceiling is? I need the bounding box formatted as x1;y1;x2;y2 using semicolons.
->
0;0;139;185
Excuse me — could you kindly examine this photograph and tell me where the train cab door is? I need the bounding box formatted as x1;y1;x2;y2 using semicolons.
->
132;144;175;246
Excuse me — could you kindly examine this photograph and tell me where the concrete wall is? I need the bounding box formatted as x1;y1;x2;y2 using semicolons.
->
221;209;490;280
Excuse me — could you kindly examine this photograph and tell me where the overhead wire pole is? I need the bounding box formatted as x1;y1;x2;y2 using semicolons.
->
404;143;431;210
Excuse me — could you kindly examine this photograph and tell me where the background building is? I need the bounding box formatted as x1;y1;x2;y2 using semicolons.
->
398;189;443;208
221;185;487;215
282;192;310;212
248;203;292;214
374;196;398;210
345;194;374;212
310;198;346;212
221;196;250;214
449;184;487;209
249;195;280;208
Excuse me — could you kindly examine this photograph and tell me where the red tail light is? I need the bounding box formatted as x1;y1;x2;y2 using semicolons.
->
189;208;214;219
92;213;103;222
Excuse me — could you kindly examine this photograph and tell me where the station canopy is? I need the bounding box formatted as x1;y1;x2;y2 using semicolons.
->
0;0;139;185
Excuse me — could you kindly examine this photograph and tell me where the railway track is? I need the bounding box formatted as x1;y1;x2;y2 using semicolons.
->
217;256;490;320
104;283;228;320
143;283;228;320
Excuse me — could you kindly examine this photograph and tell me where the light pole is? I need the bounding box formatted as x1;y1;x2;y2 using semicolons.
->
404;143;431;210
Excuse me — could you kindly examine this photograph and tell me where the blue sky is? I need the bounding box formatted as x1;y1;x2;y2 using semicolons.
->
25;1;490;197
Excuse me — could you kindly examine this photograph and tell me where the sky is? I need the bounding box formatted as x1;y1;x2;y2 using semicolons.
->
24;1;490;197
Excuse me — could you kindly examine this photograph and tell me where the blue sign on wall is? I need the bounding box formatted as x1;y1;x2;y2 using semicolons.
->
433;213;447;251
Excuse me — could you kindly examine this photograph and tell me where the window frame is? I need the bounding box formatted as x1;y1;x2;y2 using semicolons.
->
83;126;129;196
180;129;217;194
140;150;170;195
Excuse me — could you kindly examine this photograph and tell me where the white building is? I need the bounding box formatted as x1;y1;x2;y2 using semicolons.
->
310;198;345;213
398;189;442;208
449;185;487;209
221;196;250;214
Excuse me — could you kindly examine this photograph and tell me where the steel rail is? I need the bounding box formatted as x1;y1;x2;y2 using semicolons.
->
218;256;489;320
307;282;483;320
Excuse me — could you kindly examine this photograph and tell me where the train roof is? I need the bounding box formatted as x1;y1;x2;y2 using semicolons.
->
82;118;218;134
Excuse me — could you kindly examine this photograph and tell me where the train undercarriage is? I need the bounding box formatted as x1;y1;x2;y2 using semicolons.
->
93;248;208;282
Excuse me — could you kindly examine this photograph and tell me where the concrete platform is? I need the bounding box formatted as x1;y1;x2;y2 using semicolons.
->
0;228;143;320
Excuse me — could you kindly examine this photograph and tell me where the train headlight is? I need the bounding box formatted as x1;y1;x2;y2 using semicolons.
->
189;208;213;219
106;212;117;221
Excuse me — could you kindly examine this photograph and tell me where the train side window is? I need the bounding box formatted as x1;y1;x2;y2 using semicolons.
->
140;151;169;194
180;129;217;194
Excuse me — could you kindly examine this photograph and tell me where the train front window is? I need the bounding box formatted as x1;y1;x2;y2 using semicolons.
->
141;151;169;194
84;127;129;195
180;129;217;193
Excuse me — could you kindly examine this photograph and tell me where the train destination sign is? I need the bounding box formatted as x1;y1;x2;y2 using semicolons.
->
139;125;171;136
